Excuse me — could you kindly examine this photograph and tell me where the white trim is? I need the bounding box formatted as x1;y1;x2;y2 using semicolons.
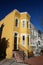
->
21;19;26;28
21;19;26;23
14;9;31;17
27;20;30;24
21;19;30;29
13;32;30;37
21;12;28;14
21;34;30;37
21;34;26;36
21;12;31;17
21;34;26;37
15;17;19;27
21;34;30;46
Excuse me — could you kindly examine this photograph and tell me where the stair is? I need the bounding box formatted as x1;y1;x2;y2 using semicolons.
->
13;50;25;63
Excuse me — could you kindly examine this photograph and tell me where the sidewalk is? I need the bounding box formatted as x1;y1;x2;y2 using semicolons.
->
24;55;43;65
0;59;28;65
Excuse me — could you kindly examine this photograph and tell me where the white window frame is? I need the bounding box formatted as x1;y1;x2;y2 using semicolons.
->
15;17;19;27
21;19;26;28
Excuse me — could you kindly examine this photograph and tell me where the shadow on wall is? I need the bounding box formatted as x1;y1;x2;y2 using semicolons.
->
0;24;9;60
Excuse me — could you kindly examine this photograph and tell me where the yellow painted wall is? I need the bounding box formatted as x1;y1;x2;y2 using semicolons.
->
0;9;32;58
0;11;15;58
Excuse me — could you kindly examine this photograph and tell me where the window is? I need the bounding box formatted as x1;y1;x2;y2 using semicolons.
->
14;33;17;37
22;35;25;45
38;41;40;45
30;24;31;28
27;21;30;29
15;19;18;27
22;21;25;27
31;30;33;35
14;33;18;50
34;31;36;36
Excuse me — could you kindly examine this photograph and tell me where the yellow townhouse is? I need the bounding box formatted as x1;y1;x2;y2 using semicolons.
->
0;9;33;59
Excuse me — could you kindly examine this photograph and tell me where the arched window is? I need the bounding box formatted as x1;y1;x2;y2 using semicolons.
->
15;19;18;27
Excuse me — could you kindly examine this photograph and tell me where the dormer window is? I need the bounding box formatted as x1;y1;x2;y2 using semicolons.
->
15;18;19;27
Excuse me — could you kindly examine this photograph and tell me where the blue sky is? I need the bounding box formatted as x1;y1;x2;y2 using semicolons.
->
0;0;43;32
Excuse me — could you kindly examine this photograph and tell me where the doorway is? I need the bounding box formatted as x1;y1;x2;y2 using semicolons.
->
14;33;18;51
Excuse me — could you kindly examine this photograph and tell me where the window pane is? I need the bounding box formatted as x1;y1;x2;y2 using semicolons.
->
23;36;25;40
15;33;17;35
22;35;25;45
14;33;17;37
15;19;18;26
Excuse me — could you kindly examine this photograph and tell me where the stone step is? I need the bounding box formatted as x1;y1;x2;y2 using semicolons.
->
13;51;25;63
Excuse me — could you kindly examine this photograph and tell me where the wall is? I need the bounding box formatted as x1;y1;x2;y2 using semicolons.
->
0;9;32;58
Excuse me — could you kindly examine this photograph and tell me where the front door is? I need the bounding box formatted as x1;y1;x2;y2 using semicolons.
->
14;33;18;51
